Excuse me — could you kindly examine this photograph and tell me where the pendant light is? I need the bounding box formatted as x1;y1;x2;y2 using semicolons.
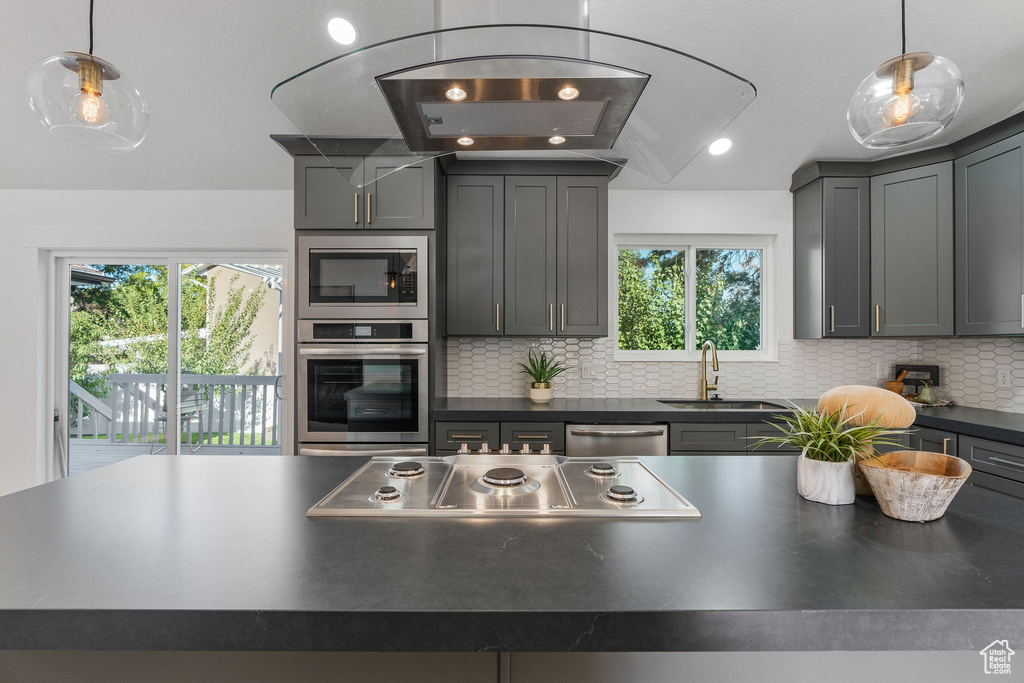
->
27;0;149;152
847;0;963;149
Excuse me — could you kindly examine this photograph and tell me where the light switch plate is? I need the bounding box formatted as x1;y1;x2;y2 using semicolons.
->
581;362;598;380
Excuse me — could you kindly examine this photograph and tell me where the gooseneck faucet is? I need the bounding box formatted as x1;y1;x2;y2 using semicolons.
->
700;340;719;400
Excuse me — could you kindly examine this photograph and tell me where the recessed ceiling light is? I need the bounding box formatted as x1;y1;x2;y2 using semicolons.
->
548;136;566;145
708;137;732;155
557;86;580;101
446;87;467;101
327;17;358;45
457;136;474;146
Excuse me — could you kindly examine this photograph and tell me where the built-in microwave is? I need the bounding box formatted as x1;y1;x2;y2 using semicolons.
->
298;235;428;319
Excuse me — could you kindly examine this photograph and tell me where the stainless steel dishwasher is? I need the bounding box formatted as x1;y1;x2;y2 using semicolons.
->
565;424;669;457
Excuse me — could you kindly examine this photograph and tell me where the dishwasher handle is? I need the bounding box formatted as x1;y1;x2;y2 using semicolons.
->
299;447;428;457
569;429;665;438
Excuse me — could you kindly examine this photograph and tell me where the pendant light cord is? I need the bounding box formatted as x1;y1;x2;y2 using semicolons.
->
88;0;94;55
901;0;909;55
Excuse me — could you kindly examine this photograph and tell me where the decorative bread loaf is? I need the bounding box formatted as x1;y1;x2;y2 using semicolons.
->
817;384;916;428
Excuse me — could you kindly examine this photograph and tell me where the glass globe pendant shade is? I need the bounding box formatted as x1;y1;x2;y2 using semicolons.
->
28;52;149;152
847;51;963;149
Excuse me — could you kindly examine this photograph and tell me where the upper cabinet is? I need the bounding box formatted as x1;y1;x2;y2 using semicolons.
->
955;132;1024;335
294;155;435;230
870;162;954;337
793;178;871;338
446;174;609;338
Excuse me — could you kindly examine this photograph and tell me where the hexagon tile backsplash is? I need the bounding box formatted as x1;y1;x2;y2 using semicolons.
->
446;336;1024;413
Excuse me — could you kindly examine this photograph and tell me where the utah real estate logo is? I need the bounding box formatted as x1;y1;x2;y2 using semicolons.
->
980;640;1014;675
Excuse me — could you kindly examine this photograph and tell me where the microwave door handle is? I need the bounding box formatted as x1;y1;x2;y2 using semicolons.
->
299;447;429;457
299;348;427;356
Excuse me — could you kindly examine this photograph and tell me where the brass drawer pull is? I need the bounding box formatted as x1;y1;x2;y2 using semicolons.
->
942;437;951;455
354;192;359;224
367;193;372;224
451;434;483;440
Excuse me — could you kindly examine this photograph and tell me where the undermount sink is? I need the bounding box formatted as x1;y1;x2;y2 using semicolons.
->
658;400;789;411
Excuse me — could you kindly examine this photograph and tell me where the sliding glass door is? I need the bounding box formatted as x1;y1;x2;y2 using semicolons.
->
61;257;286;475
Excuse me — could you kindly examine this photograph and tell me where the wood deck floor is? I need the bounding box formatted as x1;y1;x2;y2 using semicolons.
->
68;442;281;476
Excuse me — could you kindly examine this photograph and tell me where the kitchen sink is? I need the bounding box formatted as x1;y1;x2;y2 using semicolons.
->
658;400;790;411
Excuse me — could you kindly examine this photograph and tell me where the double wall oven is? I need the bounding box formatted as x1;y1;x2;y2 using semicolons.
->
297;234;431;458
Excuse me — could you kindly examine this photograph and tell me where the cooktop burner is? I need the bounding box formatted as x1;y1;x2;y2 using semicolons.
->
308;455;700;518
481;467;528;486
387;461;425;477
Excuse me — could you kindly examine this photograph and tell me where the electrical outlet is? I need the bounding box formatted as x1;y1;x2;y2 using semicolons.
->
580;362;598;380
997;368;1012;389
876;363;887;380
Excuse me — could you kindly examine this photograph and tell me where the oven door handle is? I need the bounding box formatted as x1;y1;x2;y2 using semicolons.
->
569;429;666;437
299;348;427;356
299;447;429;457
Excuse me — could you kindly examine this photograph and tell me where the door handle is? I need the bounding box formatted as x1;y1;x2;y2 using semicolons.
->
299;447;429;457
829;305;835;333
549;303;554;331
875;304;880;333
354;192;359;224
274;375;284;400
367;193;372;225
299;347;426;356
942;437;951;455
569;429;665;437
560;303;565;332
496;303;501;332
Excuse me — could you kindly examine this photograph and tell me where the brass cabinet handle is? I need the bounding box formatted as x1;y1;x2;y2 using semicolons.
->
942;437;951;455
549;303;554;331
875;304;880;333
517;435;551;439
496;303;500;332
560;304;565;331
451;434;483;439
353;192;359;224
829;305;835;333
367;193;372;225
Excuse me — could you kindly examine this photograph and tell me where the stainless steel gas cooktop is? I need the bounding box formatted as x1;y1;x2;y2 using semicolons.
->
307;455;701;518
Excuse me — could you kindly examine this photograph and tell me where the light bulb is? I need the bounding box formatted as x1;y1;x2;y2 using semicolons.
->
71;91;110;125
457;136;474;146
446;87;467;101
882;91;922;126
557;86;580;101
548;136;566;145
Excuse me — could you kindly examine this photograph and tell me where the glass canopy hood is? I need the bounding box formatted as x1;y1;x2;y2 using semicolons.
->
271;24;756;185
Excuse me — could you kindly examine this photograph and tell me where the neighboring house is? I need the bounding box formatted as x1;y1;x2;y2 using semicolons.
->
980;640;1014;675
70;264;115;289
182;264;283;375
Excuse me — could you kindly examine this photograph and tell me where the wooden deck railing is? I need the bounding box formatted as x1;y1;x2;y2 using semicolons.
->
69;374;282;448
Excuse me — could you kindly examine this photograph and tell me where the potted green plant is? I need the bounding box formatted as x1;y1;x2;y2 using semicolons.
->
517;349;568;404
752;405;906;505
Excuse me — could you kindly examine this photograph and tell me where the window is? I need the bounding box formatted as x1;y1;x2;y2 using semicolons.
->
614;236;774;361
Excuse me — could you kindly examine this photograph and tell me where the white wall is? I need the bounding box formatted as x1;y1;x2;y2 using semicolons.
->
0;190;292;497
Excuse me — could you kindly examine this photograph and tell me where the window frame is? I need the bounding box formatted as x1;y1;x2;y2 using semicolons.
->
611;233;777;362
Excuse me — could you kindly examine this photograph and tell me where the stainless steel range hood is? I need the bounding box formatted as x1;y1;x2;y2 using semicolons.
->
270;1;757;183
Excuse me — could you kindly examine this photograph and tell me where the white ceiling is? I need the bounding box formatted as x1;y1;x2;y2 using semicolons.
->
2;0;1023;191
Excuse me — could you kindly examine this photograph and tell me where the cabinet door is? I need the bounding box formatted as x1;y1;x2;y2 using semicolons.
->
294;156;363;229
955;132;1024;335
669;423;747;452
823;178;871;337
793;180;825;339
362;157;435;229
504;177;557;336
500;422;566;453
446;176;504;335
871;162;954;336
909;426;957;457
556;177;608;336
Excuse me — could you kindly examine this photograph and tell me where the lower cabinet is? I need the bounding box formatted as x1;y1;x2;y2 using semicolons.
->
670;423;748;452
960;435;1024;498
908;426;957;457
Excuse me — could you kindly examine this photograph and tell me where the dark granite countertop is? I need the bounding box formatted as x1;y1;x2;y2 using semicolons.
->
433;397;817;423
1;454;1022;653
912;404;1024;446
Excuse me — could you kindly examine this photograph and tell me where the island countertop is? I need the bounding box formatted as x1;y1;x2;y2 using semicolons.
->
0;454;1022;653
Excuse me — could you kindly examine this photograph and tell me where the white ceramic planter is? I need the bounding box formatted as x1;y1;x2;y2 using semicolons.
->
529;383;553;404
797;454;856;505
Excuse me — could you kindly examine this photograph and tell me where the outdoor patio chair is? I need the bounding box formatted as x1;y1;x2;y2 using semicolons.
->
151;389;208;454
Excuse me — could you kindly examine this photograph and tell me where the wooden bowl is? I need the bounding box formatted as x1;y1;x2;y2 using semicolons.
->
858;451;971;522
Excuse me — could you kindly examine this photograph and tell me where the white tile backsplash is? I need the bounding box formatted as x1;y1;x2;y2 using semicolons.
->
919;337;1024;412
446;337;923;401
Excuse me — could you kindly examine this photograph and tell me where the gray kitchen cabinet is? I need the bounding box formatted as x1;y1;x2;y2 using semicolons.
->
875;431;913;453
960;435;1024;498
670;423;747;452
793;178;871;338
436;421;501;451
747;422;799;452
504;177;558;336
870;162;954;336
294;155;434;229
908;426;957;457
294;156;363;229
955;132;1024;335
557;177;609;336
362;156;435;229
500;422;565;452
446;176;505;335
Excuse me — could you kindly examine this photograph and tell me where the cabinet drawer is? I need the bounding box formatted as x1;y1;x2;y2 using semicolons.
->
747;422;799;452
436;422;500;451
910;426;957;457
500;422;565;452
670;423;747;452
960;436;1024;483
